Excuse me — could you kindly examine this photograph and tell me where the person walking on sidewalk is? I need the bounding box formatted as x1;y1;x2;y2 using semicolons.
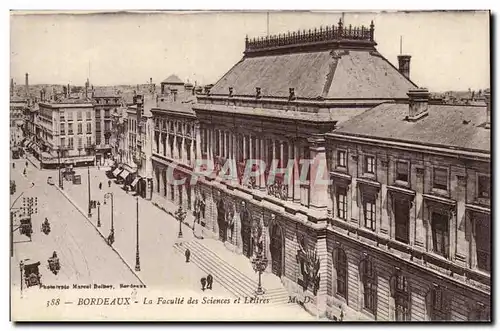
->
25;161;28;168
185;248;191;263
99;182;102;190
200;277;207;291
108;180;111;188
206;274;213;290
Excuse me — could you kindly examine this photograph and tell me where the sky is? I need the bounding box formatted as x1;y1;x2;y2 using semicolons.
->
10;10;490;92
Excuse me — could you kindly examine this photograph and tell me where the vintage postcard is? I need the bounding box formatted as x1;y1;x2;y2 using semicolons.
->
9;10;491;322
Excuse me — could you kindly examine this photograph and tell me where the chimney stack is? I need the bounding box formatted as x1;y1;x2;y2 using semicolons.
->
25;73;29;99
407;88;430;121
398;55;411;80
485;90;491;128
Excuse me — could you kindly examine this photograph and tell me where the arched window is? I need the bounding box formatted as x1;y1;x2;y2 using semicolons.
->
333;247;347;299
426;284;449;321
390;267;410;321
359;254;377;316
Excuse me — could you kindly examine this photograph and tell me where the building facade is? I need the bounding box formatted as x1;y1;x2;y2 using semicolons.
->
37;102;96;168
92;90;122;166
114;21;491;321
324;90;491;321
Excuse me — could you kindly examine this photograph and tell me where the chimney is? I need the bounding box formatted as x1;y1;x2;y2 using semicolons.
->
485;90;491;128
10;78;14;97
150;77;152;85
398;55;411;80
407;88;430;121
25;73;29;99
67;84;70;98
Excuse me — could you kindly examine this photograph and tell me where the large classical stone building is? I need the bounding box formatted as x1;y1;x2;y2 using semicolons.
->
325;90;490;321
117;20;490;321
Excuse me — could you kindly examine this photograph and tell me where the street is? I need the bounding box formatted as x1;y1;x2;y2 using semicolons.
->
10;159;142;291
11;157;317;320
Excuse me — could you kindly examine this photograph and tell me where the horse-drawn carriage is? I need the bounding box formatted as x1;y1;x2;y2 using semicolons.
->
21;260;42;288
47;251;60;275
41;218;51;235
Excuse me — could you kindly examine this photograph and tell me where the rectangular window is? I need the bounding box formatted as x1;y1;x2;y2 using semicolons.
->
364;195;376;231
86;122;92;134
337;150;346;168
68;123;74;135
105;109;110;118
365;156;375;174
60;123;65;135
431;212;449;258
78;137;82;149
77;111;82;120
86;136;92;147
433;168;448;191
60;137;66;147
395;295;410;321
477;175;490;199
96;121;101;131
104;121;110;131
60;113;65;121
68;137;74;149
336;250;347;299
105;136;109;145
475;217;490;272
336;186;347;220
96;135;101;145
77;123;82;134
394;199;410;244
396;161;409;182
86;111;91;121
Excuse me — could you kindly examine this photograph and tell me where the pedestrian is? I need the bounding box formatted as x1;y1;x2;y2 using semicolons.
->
185;248;191;263
12;162;15;169
206;274;213;290
108;180;111;188
200;277;207;291
99;182;102;190
25;161;28;167
23;168;26;176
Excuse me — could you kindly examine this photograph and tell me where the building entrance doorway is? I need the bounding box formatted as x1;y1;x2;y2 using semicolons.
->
270;223;284;277
241;208;252;258
217;200;226;242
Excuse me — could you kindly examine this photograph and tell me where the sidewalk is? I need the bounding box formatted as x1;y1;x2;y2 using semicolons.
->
59;167;233;295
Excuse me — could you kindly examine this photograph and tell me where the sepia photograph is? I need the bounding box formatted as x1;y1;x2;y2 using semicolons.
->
9;9;491;322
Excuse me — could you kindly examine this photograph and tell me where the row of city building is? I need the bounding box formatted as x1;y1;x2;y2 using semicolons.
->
12;19;491;321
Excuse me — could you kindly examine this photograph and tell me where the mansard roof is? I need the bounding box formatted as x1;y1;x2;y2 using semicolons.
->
332;103;490;154
162;75;184;85
209;21;417;101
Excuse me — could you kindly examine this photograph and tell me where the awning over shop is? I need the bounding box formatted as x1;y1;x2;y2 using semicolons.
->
119;169;130;179
113;168;122;177
130;178;140;188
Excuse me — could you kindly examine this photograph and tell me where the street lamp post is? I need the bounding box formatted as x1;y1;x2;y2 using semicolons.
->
97;201;101;227
251;223;268;296
135;197;140;271
87;166;92;218
175;206;186;239
104;193;114;245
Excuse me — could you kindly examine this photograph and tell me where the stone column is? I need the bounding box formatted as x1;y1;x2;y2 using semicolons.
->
195;123;201;162
308;135;329;214
243;135;247;160
287;142;294;201
259;138;266;191
166;130;171;158
294;143;301;203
